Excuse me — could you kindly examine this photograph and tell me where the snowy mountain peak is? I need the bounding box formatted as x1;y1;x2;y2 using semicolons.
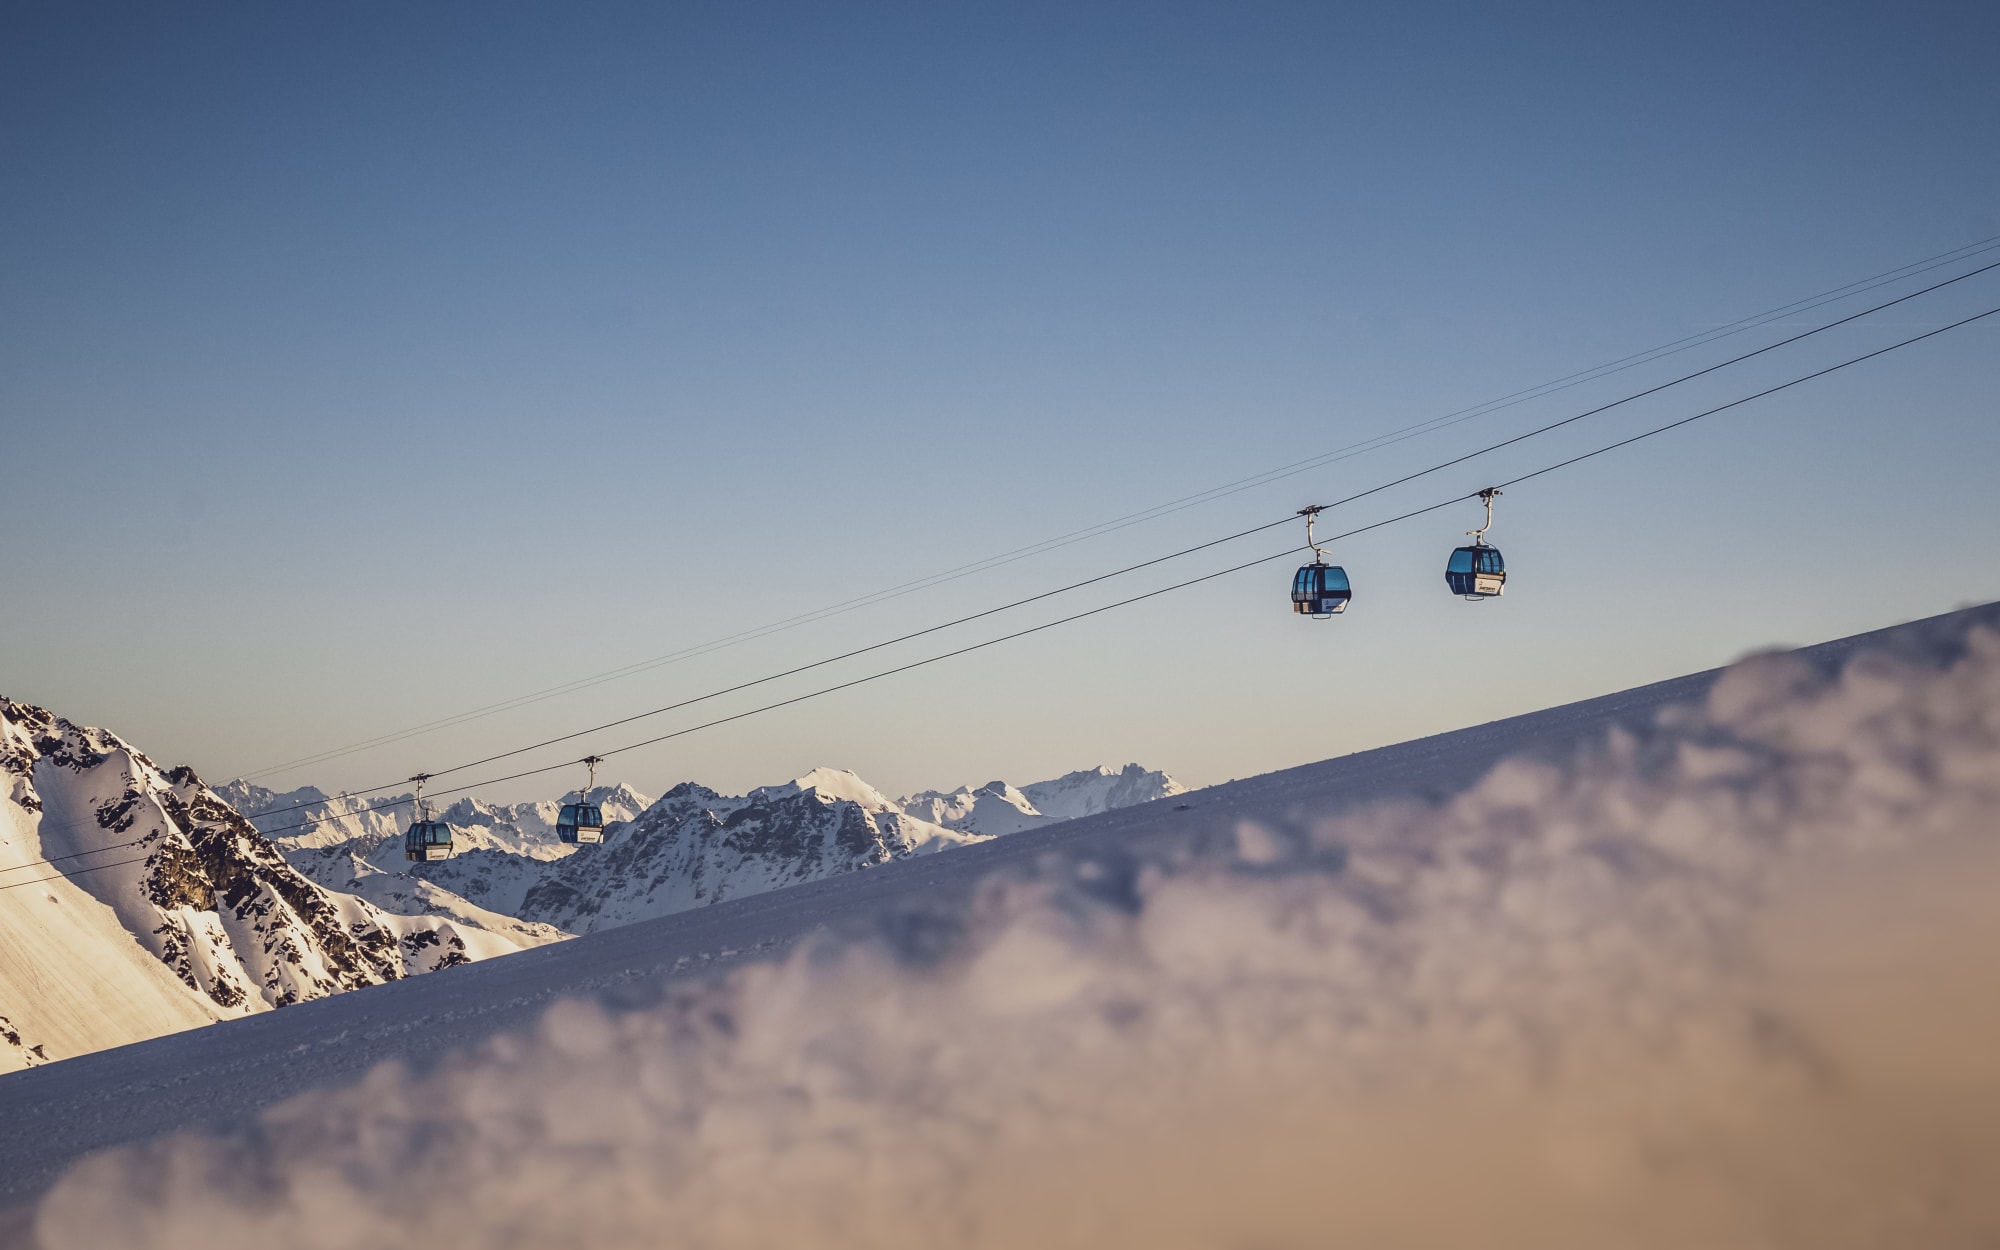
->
656;781;722;808
898;779;1043;836
214;780;331;815
900;763;1186;836
510;771;981;933
214;779;403;854
591;782;651;813
757;767;898;812
1020;763;1186;822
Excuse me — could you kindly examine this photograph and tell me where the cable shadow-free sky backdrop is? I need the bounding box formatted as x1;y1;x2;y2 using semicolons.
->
3;1;1996;802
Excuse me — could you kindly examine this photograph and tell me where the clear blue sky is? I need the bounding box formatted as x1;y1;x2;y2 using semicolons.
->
4;1;1996;803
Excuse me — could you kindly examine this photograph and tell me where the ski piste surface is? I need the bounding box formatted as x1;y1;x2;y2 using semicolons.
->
1;603;1992;1221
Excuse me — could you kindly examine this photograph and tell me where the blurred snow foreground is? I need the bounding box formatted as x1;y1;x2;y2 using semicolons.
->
37;628;2000;1249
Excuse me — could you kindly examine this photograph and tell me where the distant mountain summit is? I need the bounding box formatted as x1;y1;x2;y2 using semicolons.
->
211;780;403;853
902;763;1186;835
218;780;654;862
511;769;985;934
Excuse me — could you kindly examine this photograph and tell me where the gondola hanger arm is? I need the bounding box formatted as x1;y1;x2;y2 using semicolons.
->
1298;505;1329;562
1467;488;1500;544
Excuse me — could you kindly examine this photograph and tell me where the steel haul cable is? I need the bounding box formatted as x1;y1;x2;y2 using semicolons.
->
0;857;154;893
226;253;2000;824
170;297;1990;848
14;268;2000;873
0;838;149;875
236;234;2000;784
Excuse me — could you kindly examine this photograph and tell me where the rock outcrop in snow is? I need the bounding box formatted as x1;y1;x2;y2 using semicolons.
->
0;699;560;1072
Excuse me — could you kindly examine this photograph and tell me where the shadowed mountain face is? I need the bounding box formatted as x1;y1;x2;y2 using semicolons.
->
511;772;988;934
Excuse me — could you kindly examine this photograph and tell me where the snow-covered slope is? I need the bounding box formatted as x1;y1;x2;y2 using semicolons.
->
0;701;559;1073
392;846;566;919
11;603;2000;1248
0;770;220;1072
273;854;567;953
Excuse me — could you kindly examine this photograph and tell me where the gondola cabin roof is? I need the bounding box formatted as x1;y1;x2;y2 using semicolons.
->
1446;545;1505;574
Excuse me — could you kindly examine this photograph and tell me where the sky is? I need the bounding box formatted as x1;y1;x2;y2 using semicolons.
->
3;0;1997;805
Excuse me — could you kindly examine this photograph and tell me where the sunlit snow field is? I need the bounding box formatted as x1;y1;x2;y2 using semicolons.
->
26;608;2000;1249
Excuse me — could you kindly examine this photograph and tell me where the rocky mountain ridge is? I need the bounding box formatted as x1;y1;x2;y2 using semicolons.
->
510;769;987;933
282;764;1185;934
2;688;1185;1072
0;698;561;1073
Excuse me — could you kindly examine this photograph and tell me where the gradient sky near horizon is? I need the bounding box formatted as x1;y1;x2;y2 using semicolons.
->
4;1;1997;805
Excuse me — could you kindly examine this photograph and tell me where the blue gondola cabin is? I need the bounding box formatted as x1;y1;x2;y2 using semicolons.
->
1445;544;1506;599
404;819;453;862
557;802;604;845
1291;563;1352;617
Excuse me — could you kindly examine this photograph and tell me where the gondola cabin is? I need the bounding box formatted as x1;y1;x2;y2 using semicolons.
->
403;819;453;862
1291;562;1351;617
557;802;604;845
1445;544;1506;599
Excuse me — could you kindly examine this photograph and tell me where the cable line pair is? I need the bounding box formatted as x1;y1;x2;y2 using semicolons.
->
1293;488;1506;618
400;756;606;862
